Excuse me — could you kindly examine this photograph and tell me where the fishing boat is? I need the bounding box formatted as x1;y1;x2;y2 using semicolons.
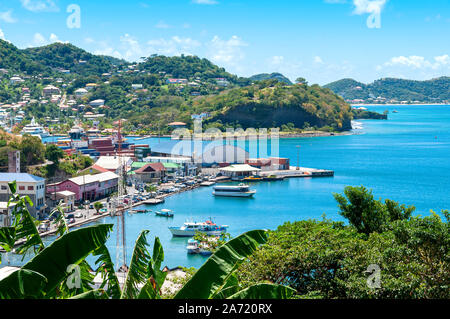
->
213;184;256;197
131;209;150;214
169;219;228;237
243;175;263;182
155;209;174;217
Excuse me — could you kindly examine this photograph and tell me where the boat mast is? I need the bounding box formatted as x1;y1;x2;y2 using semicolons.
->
115;119;127;272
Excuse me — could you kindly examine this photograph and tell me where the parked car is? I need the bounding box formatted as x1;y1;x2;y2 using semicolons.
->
74;212;83;218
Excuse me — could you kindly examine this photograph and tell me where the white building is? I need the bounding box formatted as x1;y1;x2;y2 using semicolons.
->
74;88;88;99
89;99;105;107
0;173;46;218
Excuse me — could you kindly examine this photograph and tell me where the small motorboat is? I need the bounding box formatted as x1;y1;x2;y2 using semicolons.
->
155;209;174;217
186;239;200;254
243;175;263;182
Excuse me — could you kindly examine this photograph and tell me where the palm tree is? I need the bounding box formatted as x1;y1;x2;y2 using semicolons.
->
0;182;295;299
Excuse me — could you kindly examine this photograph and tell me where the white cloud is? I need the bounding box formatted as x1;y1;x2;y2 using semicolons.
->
120;34;144;61
208;35;247;68
155;21;171;29
269;56;285;65
314;56;324;64
147;36;201;56
20;0;59;12
380;55;450;70
192;0;218;4
0;29;6;41
0;10;17;23
33;33;47;46
31;32;67;47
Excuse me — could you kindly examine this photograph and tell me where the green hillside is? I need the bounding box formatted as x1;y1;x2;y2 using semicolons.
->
325;77;450;103
194;81;353;131
23;42;122;76
0;40;49;75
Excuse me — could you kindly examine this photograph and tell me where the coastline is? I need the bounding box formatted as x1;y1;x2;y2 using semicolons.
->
351;103;449;106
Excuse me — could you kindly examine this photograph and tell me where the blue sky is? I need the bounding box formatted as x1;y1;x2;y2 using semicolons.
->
0;0;449;85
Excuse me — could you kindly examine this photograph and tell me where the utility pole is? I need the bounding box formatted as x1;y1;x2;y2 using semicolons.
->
296;145;300;171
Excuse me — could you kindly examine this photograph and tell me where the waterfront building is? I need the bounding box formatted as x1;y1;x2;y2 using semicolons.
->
47;190;76;213
47;172;119;203
0;202;15;227
218;164;261;179
150;140;248;167
94;156;133;173
245;157;290;171
134;163;166;183
0;173;46;219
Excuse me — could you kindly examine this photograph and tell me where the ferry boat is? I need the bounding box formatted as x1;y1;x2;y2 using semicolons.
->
21;117;49;138
169;220;228;237
213;184;256;197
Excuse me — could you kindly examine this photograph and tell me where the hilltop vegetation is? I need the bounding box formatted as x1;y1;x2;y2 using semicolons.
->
325;77;450;104
198;80;353;131
249;73;293;85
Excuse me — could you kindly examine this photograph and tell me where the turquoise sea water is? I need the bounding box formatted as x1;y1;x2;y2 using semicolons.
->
3;105;450;269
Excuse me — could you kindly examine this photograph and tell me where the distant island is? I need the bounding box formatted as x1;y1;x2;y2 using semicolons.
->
324;77;450;105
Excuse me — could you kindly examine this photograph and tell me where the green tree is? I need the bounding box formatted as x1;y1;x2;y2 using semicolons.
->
93;202;103;215
333;186;414;235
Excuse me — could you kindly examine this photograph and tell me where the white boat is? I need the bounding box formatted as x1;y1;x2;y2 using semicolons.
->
21;117;49;138
169;220;228;237
186;239;200;254
213;184;256;197
155;209;174;217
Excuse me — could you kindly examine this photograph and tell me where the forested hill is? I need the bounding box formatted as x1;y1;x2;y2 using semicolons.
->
324;77;450;103
249;73;293;85
193;81;353;132
139;54;251;86
23;42;126;76
0;40;50;74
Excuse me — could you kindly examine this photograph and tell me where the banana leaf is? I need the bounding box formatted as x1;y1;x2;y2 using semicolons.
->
0;269;47;299
227;283;296;299
22;224;113;294
174;229;268;299
0;227;16;252
70;289;107;299
121;230;151;299
93;244;122;299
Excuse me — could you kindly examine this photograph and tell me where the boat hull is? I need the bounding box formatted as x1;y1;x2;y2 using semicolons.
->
169;227;227;237
213;191;256;197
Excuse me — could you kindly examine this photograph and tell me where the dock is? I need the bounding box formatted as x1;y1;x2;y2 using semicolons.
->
200;181;216;187
138;198;165;205
261;167;334;178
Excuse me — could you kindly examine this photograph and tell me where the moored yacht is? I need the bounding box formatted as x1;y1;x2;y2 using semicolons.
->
213;184;256;197
21;117;49;138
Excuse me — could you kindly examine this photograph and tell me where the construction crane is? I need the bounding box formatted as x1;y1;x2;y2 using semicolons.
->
114;119;128;273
